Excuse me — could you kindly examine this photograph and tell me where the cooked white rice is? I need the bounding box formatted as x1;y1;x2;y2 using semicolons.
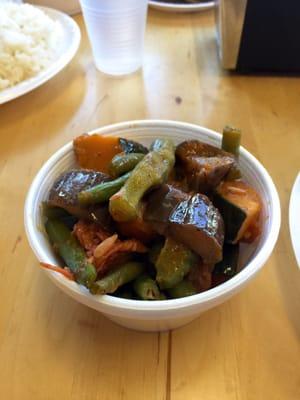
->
0;2;62;90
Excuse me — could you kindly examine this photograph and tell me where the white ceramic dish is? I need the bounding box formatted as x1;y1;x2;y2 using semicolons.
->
149;0;215;13
289;172;300;268
24;120;281;332
30;0;81;15
0;6;81;105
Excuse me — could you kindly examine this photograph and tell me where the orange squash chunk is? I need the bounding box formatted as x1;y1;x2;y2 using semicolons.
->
73;134;122;174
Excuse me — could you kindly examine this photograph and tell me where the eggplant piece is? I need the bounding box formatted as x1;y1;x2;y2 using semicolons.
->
119;138;149;154
176;140;235;193
213;243;239;277
87;206;115;231
144;184;224;264
212;244;240;287
48;169;110;213
47;169;114;231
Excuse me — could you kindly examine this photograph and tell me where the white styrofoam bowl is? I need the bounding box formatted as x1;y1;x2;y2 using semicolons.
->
24;120;281;332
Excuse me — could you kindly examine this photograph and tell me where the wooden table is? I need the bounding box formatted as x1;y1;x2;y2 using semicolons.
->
0;9;299;400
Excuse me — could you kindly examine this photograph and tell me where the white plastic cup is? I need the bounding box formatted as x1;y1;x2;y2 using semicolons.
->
79;0;148;76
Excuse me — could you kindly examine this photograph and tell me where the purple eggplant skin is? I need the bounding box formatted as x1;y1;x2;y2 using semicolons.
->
144;184;224;264
175;140;235;193
46;169;114;231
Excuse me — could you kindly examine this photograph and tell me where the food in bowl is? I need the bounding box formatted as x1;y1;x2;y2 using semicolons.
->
25;121;280;331
40;126;263;300
0;2;62;90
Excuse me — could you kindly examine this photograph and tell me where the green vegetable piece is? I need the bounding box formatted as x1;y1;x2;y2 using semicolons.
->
77;172;130;206
167;280;197;298
109;153;145;178
155;237;198;289
42;203;70;219
45;219;97;287
133;274;162;300
109;138;175;222
89;262;145;295
214;244;239;277
222;125;241;157
119;138;149;154
150;138;168;151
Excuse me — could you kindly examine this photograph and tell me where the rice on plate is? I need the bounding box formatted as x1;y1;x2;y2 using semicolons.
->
0;2;62;90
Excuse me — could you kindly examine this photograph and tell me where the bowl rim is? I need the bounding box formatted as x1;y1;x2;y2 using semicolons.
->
24;119;281;311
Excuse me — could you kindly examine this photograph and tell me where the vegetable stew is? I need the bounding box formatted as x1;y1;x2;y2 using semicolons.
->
42;127;263;300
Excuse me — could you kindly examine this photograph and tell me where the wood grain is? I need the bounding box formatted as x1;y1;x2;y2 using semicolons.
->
0;9;299;400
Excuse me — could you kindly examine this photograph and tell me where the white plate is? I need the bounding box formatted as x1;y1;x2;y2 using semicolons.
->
149;0;215;13
289;172;300;268
0;7;81;105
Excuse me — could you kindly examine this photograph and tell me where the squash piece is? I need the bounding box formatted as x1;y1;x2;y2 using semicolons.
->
74;134;122;174
214;180;262;243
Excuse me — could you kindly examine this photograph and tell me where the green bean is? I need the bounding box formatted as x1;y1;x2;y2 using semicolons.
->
89;262;145;295
78;172;130;206
109;138;175;222
42;203;70;219
109;153;145;178
45;219;97;287
133;274;162;300
155;237;198;289
222;125;241;156
167;280;197;298
150;138;170;153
